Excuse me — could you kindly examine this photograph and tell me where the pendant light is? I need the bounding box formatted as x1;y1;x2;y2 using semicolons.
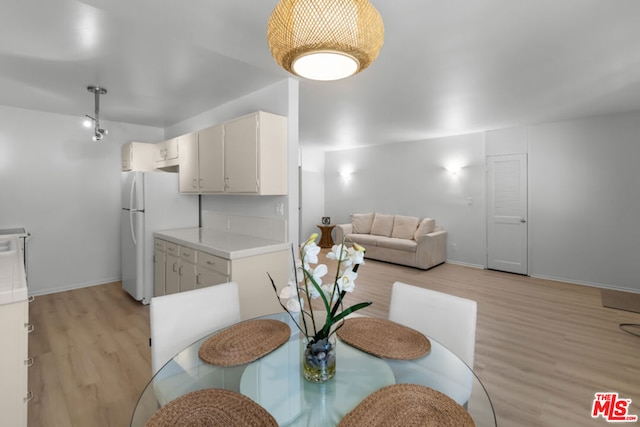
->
267;0;384;81
84;86;108;141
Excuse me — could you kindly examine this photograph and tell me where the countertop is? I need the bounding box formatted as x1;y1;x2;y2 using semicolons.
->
0;235;27;305
154;228;291;260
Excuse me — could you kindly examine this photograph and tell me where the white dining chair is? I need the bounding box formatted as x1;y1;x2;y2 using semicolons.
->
388;281;477;368
150;282;241;375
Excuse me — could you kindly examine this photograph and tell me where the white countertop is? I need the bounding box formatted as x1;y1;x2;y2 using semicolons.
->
0;235;28;305
154;228;291;259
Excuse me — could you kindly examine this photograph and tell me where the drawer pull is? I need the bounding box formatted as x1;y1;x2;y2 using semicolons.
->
24;391;33;403
25;357;34;367
25;323;34;333
207;261;215;265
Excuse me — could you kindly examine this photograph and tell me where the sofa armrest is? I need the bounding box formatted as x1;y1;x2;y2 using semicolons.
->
415;230;447;269
335;224;352;244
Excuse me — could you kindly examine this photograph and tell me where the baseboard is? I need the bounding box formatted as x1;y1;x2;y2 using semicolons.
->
28;278;121;297
445;260;485;269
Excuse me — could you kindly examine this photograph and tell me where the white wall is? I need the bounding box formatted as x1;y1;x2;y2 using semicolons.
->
321;110;640;293
0;105;163;295
324;133;486;267
164;79;300;245
300;146;325;240
529;112;640;292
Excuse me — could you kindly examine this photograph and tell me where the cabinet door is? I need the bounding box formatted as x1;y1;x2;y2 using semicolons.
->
165;253;180;294
121;143;132;171
224;114;258;193
165;137;179;160
178;134;199;193
153;141;166;163
197;125;225;193
179;261;197;292
154;248;166;297
197;266;229;288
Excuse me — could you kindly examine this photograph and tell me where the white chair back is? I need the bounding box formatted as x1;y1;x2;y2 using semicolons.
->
388;281;477;367
150;282;241;374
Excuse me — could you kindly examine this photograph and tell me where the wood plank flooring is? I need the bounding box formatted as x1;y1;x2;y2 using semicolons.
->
27;258;640;426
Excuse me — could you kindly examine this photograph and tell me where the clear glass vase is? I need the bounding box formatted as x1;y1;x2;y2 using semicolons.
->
302;335;336;383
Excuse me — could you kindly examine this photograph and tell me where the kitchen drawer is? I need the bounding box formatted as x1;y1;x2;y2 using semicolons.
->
197;251;229;275
180;246;196;263
154;239;167;251
165;242;180;257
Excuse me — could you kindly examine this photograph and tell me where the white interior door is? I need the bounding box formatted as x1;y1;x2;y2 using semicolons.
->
487;154;528;274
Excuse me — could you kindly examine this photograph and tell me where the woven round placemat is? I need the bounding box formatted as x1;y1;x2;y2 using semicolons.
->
145;388;277;427
198;319;290;366
338;384;475;427
336;317;430;359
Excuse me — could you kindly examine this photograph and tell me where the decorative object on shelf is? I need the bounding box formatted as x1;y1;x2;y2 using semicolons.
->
322;216;331;225
269;234;371;383
83;86;108;141
267;0;384;81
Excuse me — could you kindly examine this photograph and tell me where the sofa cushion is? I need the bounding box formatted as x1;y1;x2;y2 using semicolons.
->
414;218;436;240
391;215;420;240
370;213;394;237
351;213;375;234
346;233;379;247
376;236;418;252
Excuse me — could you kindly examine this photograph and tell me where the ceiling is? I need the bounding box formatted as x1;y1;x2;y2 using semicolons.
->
2;0;640;151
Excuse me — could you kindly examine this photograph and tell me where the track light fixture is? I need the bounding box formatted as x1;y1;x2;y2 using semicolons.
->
85;86;108;141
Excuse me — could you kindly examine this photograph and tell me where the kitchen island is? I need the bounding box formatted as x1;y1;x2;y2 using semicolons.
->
154;228;290;319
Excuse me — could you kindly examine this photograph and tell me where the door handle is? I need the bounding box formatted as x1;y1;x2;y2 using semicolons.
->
520;218;527;223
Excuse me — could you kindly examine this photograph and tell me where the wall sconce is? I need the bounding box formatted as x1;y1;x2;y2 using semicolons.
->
84;86;108;141
445;162;464;175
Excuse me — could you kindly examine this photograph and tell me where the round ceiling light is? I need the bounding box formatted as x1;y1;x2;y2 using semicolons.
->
267;0;384;81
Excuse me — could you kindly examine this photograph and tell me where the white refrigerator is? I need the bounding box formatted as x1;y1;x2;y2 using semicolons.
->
121;171;198;304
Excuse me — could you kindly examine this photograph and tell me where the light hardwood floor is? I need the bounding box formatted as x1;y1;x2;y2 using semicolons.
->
27;258;640;426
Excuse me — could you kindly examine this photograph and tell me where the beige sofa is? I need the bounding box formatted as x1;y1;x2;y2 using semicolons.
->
335;213;447;270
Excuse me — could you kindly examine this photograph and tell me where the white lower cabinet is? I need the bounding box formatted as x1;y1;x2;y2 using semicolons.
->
0;299;30;426
153;238;287;318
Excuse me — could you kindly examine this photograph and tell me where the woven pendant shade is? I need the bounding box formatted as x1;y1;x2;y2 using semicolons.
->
267;0;384;81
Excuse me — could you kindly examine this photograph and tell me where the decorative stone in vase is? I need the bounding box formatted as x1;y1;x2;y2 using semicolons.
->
302;335;336;383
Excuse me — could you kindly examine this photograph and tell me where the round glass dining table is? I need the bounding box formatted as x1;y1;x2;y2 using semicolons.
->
131;313;496;427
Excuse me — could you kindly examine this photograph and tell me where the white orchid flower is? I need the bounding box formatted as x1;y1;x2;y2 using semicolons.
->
337;268;358;293
279;280;298;299
302;241;321;264
286;297;303;312
346;246;365;266
326;244;350;264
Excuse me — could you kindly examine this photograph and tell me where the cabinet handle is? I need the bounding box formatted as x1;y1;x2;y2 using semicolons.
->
192;178;197;189
199;178;203;188
25;323;34;333
25;357;34;367
207;260;215;266
196;273;201;285
172;262;178;272
24;391;33;403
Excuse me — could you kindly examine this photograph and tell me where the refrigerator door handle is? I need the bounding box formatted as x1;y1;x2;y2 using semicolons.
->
130;210;137;246
130;173;138;211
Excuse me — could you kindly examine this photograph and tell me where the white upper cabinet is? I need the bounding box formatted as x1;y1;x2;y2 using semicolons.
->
224;111;287;195
179;126;224;193
121;142;156;172
154;136;182;170
179;111;287;196
198;124;225;193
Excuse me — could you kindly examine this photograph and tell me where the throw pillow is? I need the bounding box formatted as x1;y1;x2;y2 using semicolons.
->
351;213;375;234
370;213;394;237
414;218;436;240
391;215;420;240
